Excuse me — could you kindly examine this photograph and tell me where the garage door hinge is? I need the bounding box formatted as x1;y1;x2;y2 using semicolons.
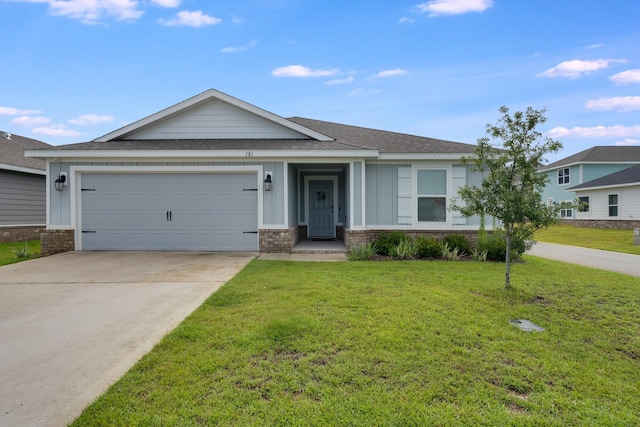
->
243;188;258;191
243;231;258;234
82;230;97;233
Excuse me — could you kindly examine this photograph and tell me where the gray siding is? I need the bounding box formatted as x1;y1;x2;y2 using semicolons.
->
287;164;298;227
353;162;363;226
0;170;45;225
365;164;408;226
128;100;306;140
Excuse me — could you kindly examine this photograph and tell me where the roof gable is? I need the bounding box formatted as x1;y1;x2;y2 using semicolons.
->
95;89;333;142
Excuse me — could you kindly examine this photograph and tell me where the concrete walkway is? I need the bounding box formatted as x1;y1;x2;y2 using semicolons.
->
527;242;640;277
0;251;256;427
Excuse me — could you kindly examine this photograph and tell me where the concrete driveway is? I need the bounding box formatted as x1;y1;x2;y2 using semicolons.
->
0;251;256;427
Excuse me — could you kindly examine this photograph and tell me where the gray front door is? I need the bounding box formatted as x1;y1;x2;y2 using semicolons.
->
308;180;335;238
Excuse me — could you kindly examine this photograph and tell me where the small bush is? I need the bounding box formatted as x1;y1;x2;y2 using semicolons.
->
442;234;470;255
415;237;441;258
441;243;463;261
471;247;488;262
13;242;32;259
347;243;378;261
477;230;528;262
374;231;409;256
390;239;416;260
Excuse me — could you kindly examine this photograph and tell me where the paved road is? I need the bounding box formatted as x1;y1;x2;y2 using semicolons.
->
0;251;256;427
527;242;640;277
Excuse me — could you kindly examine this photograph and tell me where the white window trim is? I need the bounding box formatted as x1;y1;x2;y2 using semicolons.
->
414;167;449;224
608;193;619;217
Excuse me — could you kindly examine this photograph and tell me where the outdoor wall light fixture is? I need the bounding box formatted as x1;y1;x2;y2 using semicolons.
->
54;173;66;192
264;172;273;191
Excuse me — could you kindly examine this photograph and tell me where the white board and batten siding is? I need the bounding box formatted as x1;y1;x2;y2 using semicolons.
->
128;100;307;140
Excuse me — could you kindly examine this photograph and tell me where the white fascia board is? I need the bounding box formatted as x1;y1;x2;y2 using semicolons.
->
571;182;640;192
0;162;46;175
25;149;379;160
377;153;469;161
93;89;334;142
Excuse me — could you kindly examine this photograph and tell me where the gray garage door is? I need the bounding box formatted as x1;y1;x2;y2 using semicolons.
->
80;173;258;251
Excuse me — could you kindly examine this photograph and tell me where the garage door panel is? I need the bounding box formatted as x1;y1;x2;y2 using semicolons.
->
81;173;258;251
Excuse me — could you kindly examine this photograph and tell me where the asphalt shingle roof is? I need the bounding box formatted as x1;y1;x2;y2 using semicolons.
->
0;131;50;171
543;146;640;169
26;117;477;155
569;164;640;190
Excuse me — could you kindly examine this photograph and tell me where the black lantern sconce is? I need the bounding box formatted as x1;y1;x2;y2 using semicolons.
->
54;173;67;192
264;172;273;191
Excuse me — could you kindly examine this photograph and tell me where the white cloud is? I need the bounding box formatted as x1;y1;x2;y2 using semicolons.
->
0;106;41;116
151;0;180;7
585;43;604;49
68;114;115;125
10;116;51;127
547;124;640;139
373;69;408;78
325;76;354;85
160;10;221;27
615;138;640;146
585;96;640;112
47;0;143;23
32;125;83;137
347;88;382;96
221;40;257;53
537;59;624;79
399;17;415;24
415;0;493;17
272;65;340;78
609;69;640;85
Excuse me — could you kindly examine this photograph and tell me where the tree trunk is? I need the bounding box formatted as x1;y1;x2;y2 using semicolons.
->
504;229;512;289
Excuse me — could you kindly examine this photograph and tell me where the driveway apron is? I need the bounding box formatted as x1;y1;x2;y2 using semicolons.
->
0;251;256;427
527;242;640;277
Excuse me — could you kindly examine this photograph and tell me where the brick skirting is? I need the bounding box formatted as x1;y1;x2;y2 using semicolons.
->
575;220;640;230
0;225;43;243
259;228;300;252
40;229;75;256
344;228;484;250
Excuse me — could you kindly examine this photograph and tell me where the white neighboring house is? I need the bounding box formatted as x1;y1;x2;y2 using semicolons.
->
568;164;640;229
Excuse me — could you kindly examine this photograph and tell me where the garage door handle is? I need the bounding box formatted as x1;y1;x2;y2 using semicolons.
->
243;231;258;234
166;211;173;221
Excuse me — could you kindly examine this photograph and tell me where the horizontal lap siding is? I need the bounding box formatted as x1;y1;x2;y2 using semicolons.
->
0;170;45;225
128;100;306;140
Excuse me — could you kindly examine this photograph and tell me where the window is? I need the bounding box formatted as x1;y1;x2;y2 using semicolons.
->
608;194;618;217
560;208;573;218
578;196;589;212
417;170;446;222
558;168;570;185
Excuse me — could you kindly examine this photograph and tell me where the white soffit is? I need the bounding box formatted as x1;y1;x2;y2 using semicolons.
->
94;89;334;142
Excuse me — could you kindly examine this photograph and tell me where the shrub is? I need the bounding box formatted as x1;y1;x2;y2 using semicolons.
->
442;233;470;255
415;237;441;258
477;230;528;262
441;242;463;260
390;239;416;260
373;231;409;256
347;243;378;261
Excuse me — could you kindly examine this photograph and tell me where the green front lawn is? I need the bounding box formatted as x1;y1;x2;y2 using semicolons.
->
0;240;40;266
536;224;640;255
73;259;640;426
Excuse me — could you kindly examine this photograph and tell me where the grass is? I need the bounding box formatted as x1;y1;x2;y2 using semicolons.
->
72;258;640;426
535;224;640;255
0;240;40;266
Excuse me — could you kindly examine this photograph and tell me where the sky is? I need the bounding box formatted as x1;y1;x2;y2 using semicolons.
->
1;0;639;163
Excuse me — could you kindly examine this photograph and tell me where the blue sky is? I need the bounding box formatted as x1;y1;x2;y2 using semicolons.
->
1;0;639;162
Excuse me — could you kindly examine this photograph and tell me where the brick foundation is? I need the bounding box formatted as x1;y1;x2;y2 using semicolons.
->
40;229;75;256
0;225;43;243
344;229;484;250
259;228;300;252
575;220;640;230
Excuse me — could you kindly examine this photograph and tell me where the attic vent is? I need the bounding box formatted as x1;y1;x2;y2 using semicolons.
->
2;132;11;140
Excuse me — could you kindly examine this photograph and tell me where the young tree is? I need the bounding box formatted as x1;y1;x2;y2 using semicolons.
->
452;106;563;289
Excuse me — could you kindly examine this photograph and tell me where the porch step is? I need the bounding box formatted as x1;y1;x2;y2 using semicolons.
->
292;240;347;254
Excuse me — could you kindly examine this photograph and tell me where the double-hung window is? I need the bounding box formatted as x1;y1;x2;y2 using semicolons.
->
417;170;447;222
578;196;590;212
558;168;570;185
608;194;618;217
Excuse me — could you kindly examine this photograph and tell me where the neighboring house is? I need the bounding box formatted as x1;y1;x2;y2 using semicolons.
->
0;131;50;242
568;164;640;229
26;89;487;255
538;146;640;219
